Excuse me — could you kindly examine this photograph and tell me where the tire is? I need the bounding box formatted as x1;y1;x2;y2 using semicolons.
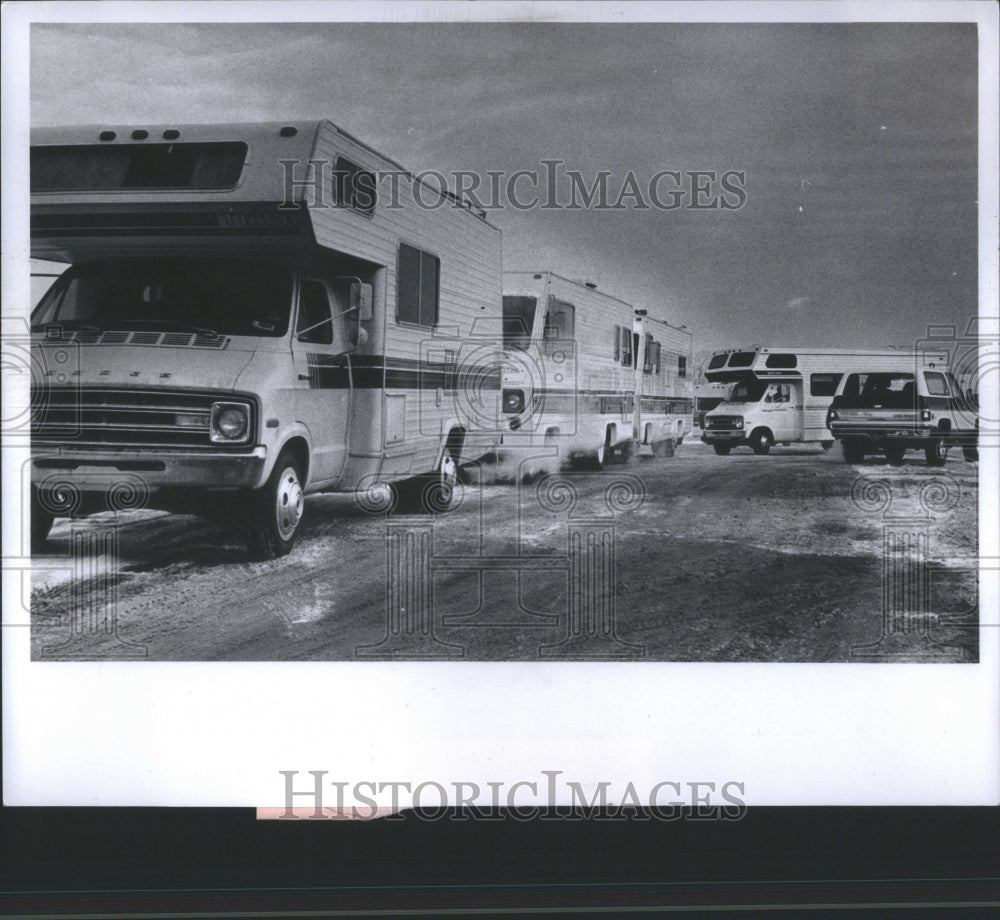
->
572;442;606;471
712;442;732;456
925;439;948;467
749;428;772;455
885;445;906;466
651;438;675;458
392;449;458;515
31;487;54;552
842;438;865;464
246;450;305;561
963;446;979;462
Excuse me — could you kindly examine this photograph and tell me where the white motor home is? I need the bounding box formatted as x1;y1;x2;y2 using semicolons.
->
29;121;503;558
700;345;937;455
500;272;692;469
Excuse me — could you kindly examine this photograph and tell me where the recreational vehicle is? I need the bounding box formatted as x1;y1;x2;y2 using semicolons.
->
826;357;978;465
500;272;692;470
29;121;503;558
700;346;944;456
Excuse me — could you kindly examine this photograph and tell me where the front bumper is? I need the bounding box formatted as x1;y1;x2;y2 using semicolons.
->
32;445;268;491
701;430;745;443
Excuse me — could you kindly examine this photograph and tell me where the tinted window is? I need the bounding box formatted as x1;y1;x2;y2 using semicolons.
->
708;353;728;370
678;355;687;378
502;296;537;351
32;258;292;337
840;373;915;408
810;373;843;397
333;157;376;216
297;280;333;345
765;353;797;368
32;143;247;191
924;372;950;396
397;244;439;326
728;351;755;368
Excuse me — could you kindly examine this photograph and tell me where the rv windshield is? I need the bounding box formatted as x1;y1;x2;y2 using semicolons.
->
31;258;293;338
726;380;766;403
502;295;537;351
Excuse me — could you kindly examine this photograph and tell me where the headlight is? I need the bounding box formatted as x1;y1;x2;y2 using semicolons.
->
503;388;525;414
735;418;744;429
828;409;838;421
211;402;250;443
921;409;933;422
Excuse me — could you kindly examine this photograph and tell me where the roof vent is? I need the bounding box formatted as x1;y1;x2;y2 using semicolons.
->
584;282;597;289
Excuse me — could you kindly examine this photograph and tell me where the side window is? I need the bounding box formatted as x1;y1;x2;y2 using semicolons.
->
297;279;333;345
333;157;377;216
397;244;439;327
643;334;654;374
777;383;790;403
613;325;622;361
543;297;574;353
678;355;687;378
620;326;633;367
924;371;950;396
810;373;843;397
652;340;662;375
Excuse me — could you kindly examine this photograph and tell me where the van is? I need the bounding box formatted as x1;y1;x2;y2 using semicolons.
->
29;121;504;558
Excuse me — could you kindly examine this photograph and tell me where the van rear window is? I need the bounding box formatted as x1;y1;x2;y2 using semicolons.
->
31;142;248;191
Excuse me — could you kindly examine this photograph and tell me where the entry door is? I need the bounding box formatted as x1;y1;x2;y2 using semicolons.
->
291;276;353;485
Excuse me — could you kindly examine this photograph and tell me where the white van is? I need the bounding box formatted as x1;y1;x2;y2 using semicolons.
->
700;345;941;456
29;121;503;558
500;272;692;469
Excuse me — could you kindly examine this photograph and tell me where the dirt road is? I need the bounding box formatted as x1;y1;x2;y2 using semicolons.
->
31;440;979;661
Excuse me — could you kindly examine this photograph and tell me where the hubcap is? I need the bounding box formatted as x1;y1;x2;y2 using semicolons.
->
440;451;457;486
275;466;303;541
596;444;605;464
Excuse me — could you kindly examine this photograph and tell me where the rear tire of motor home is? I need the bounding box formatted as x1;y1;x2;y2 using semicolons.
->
963;446;979;462
749;429;772;455
246;451;304;561
31;488;54;552
712;442;731;456
573;443;607;471
391;450;457;515
885;445;906;466
925;439;948;467
842;438;865;464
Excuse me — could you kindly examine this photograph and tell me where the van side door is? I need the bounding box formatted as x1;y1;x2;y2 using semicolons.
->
291;275;353;486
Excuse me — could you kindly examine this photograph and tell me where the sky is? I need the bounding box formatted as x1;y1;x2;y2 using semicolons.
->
27;18;981;359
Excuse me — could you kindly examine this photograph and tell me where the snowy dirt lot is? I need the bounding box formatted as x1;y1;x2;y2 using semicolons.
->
30;440;979;662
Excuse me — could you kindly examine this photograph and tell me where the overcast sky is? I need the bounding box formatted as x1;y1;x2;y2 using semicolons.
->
29;20;979;356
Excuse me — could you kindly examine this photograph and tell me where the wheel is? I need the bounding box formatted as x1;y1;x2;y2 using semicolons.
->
651;438;675;458
842;438;865;464
31;487;54;552
246;450;304;560
392;449;458;515
749;428;772;455
821;440;834;451
712;442;732;456
925;439;948;467
609;440;635;464
885;445;906;466
963;446;979;462
573;442;606;471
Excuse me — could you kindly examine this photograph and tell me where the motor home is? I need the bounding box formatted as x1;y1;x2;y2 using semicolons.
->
700;345;939;456
500;272;692;469
29;121;503;558
826;357;978;465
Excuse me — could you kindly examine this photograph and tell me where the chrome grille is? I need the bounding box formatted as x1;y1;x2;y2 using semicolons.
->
31;387;253;449
705;415;742;430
